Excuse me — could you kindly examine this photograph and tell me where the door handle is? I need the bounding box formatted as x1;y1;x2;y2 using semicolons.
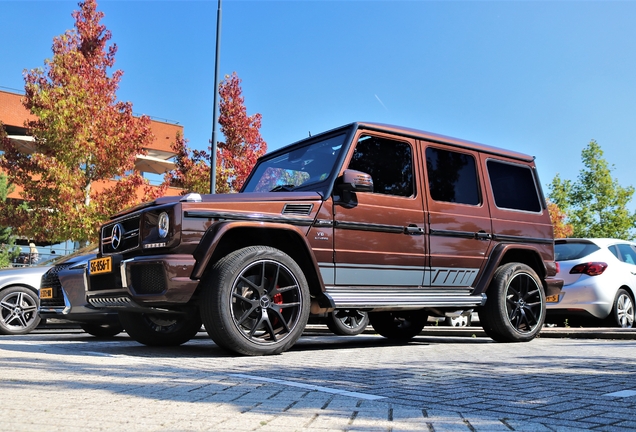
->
405;224;424;235
475;231;492;240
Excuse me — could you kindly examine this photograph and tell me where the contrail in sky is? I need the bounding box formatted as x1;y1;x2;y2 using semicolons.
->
375;94;388;111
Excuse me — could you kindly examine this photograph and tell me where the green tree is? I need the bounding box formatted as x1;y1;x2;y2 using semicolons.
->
549;140;636;239
0;0;160;244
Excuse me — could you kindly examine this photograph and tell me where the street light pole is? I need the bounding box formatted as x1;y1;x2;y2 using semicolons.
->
210;0;222;194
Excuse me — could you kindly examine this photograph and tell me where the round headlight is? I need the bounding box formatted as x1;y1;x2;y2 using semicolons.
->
158;212;169;238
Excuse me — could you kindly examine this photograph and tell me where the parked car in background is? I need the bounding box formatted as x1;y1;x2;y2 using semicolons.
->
547;238;636;328
0;264;51;335
428;310;476;327
39;251;123;337
444;311;473;327
0;246;94;335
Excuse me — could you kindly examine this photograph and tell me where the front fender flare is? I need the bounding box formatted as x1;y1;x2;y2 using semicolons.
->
190;221;326;296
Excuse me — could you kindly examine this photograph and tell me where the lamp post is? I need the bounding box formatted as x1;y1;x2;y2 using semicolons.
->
210;0;222;194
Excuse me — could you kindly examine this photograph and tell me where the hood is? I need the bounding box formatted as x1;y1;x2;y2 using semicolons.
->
110;191;324;219
0;265;52;288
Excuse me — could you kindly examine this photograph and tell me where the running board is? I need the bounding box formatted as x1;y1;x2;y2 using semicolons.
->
325;286;486;309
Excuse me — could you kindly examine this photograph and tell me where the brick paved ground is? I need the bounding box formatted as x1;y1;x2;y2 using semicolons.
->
1;329;635;431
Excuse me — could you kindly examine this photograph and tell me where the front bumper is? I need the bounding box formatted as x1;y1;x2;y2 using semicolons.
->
38;264;119;323
85;254;200;309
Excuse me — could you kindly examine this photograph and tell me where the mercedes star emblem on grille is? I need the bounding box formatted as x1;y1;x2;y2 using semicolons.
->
111;223;123;250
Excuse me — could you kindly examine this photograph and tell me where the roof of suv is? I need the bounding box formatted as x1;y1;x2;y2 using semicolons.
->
356;122;535;162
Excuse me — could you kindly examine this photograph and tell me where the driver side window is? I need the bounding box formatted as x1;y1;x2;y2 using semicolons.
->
347;135;414;197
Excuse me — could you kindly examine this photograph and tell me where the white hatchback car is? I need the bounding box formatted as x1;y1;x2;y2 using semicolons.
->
547;238;636;328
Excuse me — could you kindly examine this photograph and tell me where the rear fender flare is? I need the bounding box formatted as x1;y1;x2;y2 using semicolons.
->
474;243;546;295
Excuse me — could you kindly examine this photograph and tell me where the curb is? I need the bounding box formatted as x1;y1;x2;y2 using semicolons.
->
303;325;636;340
539;326;636;340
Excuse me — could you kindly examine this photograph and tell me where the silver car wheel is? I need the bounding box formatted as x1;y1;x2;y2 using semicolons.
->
616;291;634;328
0;287;40;335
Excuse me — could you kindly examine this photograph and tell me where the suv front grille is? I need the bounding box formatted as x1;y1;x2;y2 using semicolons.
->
101;215;141;254
39;264;71;308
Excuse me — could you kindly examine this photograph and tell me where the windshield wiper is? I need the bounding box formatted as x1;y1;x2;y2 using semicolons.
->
269;184;296;192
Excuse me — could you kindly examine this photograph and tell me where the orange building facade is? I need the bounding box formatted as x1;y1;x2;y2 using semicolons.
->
0;88;184;200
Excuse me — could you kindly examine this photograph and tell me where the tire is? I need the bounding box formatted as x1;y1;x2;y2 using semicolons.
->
200;246;310;356
326;309;369;336
445;313;472;327
80;321;124;338
0;286;41;335
369;310;427;341
118;311;202;346
609;289;634;328
478;263;545;342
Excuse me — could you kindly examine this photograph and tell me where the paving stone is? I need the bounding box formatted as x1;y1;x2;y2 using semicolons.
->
2;331;636;431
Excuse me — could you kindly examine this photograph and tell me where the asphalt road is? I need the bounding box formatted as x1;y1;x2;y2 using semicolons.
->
1;326;635;431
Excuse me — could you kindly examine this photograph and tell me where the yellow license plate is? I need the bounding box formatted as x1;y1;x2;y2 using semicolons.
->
40;287;53;299
90;256;112;275
546;294;559;303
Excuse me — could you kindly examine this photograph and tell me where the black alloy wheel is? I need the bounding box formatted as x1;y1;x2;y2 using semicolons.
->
479;262;545;342
326;309;370;336
201;246;310;356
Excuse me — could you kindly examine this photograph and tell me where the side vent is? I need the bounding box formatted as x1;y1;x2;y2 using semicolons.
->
282;203;314;216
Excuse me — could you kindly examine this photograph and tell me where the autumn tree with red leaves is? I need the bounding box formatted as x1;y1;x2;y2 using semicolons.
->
216;72;267;193
0;0;160;244
165;72;266;194
547;201;573;239
165;132;211;194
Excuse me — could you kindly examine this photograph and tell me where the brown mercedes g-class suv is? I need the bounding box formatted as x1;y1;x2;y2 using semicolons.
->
86;122;562;355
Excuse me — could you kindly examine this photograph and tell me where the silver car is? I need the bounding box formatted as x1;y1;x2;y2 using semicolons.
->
39;256;122;337
0;245;103;336
0;264;52;335
547;238;636;328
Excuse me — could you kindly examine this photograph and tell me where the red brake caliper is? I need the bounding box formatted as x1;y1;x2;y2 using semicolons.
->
273;293;283;311
272;292;283;325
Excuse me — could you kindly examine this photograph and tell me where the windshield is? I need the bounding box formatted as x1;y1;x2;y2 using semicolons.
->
242;133;347;193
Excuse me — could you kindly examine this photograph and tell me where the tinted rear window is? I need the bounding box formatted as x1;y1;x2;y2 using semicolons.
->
555;242;600;261
487;160;542;212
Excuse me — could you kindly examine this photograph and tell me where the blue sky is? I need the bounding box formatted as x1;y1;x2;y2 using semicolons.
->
2;0;636;200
